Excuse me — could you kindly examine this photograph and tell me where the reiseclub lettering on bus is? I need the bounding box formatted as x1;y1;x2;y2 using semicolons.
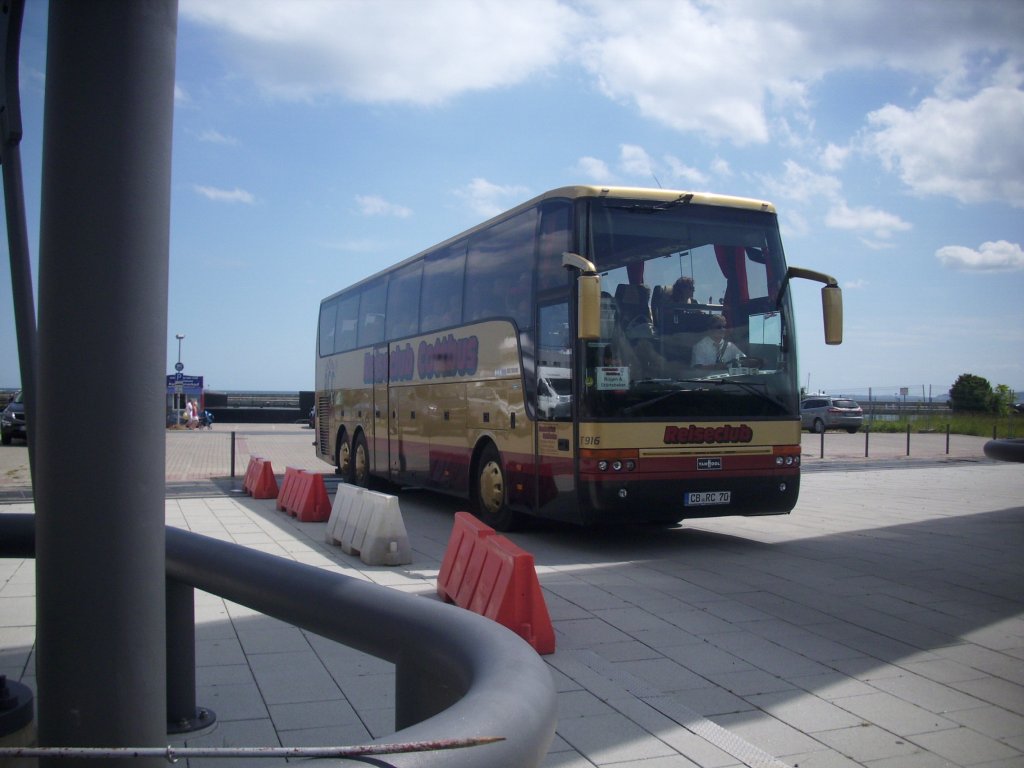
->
663;424;754;445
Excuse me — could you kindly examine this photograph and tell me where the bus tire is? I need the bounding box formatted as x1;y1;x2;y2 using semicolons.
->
335;429;350;478
351;431;370;488
474;443;519;532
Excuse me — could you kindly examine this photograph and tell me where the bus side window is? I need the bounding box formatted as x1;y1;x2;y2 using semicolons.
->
386;261;422;340
358;278;387;347
537;201;572;293
464;209;537;329
420;242;466;333
319;298;338;356
335;292;359;352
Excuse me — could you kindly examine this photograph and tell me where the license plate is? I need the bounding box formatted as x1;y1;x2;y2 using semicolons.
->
685;491;731;506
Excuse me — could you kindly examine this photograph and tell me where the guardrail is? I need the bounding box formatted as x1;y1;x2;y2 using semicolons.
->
0;514;557;767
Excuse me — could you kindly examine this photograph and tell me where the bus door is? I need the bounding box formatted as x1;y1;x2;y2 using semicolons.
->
371;342;389;478
535;301;576;517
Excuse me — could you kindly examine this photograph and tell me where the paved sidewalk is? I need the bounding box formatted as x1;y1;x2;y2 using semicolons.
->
2;457;1022;767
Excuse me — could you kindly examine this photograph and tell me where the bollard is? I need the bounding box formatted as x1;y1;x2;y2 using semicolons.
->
946;423;950;455
166;579;216;734
864;424;870;457
906;423;911;456
230;431;236;478
819;429;824;458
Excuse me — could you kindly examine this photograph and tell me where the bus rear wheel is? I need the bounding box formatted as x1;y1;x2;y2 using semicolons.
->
475;443;519;531
350;431;369;488
335;430;350;477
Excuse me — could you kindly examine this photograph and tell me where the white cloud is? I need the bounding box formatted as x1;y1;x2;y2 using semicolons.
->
355;195;412;219
663;156;709;187
181;0;1024;155
710;157;733;178
574;156;613;183
454;178;530;219
825;201;911;240
578;3;777;144
181;0;576;105
843;278;868;289
619;145;654;178
193;185;255;204
820;143;850;171
199;129;237;145
761;160;842;204
936;240;1024;271
760;161;909;241
866;85;1024;207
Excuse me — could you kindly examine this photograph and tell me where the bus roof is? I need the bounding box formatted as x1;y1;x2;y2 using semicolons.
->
320;185;778;304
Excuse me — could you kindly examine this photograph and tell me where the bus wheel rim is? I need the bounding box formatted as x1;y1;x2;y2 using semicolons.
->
339;442;350;474
480;460;504;514
354;443;367;484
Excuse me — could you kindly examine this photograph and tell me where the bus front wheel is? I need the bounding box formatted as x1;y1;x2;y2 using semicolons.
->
351;431;369;488
475;443;519;531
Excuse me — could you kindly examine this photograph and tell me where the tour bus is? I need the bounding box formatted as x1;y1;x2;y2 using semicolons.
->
315;186;842;530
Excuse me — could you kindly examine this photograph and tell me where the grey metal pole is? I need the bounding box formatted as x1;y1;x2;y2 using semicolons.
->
1;0;38;486
34;2;177;764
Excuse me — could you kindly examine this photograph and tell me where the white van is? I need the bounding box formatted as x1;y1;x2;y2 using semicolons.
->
537;368;572;419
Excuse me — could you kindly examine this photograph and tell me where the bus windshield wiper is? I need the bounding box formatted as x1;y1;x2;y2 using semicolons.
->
622;376;785;417
606;193;694;213
622;378;711;415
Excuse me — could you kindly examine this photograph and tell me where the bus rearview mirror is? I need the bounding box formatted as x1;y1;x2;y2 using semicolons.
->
578;274;601;340
822;284;843;345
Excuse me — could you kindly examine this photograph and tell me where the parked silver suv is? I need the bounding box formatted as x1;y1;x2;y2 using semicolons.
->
800;395;863;433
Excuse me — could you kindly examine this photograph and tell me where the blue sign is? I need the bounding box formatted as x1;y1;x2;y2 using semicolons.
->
167;374;203;389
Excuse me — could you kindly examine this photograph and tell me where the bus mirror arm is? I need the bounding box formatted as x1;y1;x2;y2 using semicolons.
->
562;252;601;340
562;252;597;275
781;266;843;346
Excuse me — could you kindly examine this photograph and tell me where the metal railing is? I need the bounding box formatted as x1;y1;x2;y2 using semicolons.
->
0;514;557;767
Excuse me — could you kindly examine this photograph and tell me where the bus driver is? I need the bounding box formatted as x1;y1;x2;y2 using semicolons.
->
692;315;743;368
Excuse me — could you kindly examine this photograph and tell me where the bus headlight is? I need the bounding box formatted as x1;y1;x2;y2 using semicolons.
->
597;460;608;471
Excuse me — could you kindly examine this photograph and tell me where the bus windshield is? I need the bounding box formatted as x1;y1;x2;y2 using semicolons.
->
579;199;798;420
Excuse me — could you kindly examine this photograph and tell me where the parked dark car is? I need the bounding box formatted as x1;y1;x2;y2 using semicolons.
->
800;395;863;433
1;390;26;445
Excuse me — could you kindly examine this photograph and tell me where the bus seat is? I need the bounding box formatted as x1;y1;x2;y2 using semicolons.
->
615;284;652;334
651;285;668;329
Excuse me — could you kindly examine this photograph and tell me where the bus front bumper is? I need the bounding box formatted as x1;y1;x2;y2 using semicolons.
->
580;470;800;525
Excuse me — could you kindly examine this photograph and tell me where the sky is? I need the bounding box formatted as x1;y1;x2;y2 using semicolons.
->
2;0;1023;397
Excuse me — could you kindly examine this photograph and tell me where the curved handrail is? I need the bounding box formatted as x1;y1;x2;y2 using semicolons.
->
0;514;557;767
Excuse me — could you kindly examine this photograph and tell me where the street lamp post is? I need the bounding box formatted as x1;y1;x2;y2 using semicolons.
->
175;333;185;424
